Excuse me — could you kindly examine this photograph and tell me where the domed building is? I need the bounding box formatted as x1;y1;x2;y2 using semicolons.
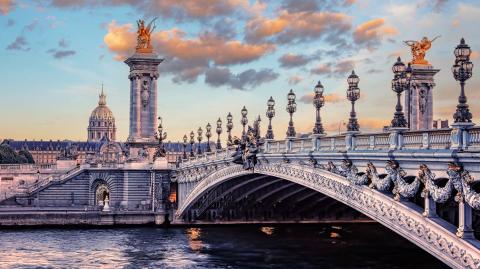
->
87;88;116;142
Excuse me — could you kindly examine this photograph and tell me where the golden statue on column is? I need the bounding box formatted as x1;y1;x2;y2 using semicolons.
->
404;36;440;65
136;18;157;53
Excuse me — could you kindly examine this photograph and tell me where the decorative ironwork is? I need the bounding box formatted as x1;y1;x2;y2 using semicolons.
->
312;81;325;135
391;57;411;128
189;131;195;157
346;71;360;132
452;38;474;123
241;106;248;138
154;116;167;159
197;127;203;155
182;134;187;159
252;115;261;140
286;89;297;137
226;112;233;147
205;123;212;153
216;118;222;150
265;96;275;139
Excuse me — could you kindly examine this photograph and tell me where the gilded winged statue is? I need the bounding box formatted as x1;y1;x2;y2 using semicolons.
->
403;36;440;65
136;18;157;53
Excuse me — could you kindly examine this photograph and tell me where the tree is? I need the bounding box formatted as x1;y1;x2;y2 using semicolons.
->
18;149;35;164
0;144;35;164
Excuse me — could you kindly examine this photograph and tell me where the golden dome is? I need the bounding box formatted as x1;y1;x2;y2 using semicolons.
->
90;90;115;121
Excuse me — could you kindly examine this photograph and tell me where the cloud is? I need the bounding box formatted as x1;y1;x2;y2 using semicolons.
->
278;53;311;68
0;0;13;15
103;20;275;83
46;38;76;59
353;18;398;50
280;0;356;13
310;63;332;75
6;36;29;51
204;66;278;90
47;49;76;59
6;18;14;26
58;38;69;48
48;0;256;22
245;10;351;45
299;92;345;104
287;75;303;85
309;60;355;77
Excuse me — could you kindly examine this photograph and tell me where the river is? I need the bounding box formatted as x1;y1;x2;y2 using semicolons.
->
0;224;448;269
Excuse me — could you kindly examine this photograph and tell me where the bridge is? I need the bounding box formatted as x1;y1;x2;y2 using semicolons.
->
173;126;480;269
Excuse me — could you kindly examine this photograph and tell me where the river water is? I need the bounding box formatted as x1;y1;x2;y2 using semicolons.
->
0;224;448;269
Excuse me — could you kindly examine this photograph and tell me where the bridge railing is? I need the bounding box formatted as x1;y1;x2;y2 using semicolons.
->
177;127;480;167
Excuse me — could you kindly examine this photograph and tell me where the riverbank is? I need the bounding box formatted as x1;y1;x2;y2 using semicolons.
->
0;209;374;228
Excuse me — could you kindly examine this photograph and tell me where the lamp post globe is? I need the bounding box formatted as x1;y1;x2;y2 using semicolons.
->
216;118;222;150
265;96;275;139
312;81;325;135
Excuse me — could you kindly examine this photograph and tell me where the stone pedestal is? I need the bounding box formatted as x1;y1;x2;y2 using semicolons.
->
125;52;163;161
310;134;326;151
345;131;359;151
389;127;409;150
450;122;475;150
405;64;439;131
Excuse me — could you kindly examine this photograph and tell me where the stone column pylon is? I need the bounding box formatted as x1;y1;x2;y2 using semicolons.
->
125;52;163;158
406;64;439;131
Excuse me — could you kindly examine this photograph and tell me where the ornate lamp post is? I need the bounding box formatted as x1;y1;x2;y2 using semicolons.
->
182;134;187;159
390;57;410;128
241;106;248;138
205;123;212;152
189;131;195;157
154;117;167;159
216;118;222;150
346;71;360;132
265;96;275;139
312;81;325;134
452;38;474;123
226;112;233;146
286;89;297;137
197;127;203;154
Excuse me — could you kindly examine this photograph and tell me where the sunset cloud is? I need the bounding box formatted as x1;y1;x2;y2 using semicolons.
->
103;20;275;82
0;0;13;15
278;53;311;68
353;18;398;50
245;10;351;44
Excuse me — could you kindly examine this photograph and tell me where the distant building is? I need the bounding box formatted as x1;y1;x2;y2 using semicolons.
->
87;89;116;142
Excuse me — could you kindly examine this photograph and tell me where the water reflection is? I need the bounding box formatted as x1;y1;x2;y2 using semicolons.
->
0;224;449;269
260;226;275;235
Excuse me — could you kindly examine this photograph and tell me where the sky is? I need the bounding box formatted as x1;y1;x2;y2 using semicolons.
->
1;0;480;142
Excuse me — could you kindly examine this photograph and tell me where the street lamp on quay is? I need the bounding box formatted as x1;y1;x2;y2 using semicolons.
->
452;38;474;124
286;89;297;137
205;123;212;152
390;57;411;128
216;118;222;150
241;106;248;138
312;81;325;135
197;127;203;155
189;131;195;157
226;112;233;146
265;96;275;139
182;134;187;159
346;71;361;132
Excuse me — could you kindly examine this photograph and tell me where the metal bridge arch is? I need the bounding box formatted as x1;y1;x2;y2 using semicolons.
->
176;162;480;269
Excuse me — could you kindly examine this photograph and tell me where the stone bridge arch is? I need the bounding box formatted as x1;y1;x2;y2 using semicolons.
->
175;162;480;269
